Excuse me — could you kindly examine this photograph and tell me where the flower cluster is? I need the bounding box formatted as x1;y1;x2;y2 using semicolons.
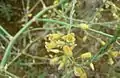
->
45;33;76;56
45;32;76;70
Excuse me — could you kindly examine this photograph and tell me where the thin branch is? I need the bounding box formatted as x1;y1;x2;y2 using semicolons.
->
39;0;46;8
68;0;76;33
0;26;12;39
88;28;120;40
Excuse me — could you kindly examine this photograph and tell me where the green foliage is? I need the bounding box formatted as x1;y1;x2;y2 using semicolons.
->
0;2;13;21
0;0;120;78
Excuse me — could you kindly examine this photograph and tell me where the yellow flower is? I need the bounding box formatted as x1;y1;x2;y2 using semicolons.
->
50;57;59;65
80;52;92;59
97;38;106;46
79;23;89;30
108;57;114;65
53;0;59;5
62;33;75;43
45;41;57;51
49;49;60;53
27;13;32;17
74;66;87;78
56;40;65;47
58;61;64;70
48;33;63;41
63;45;73;57
83;35;87;42
90;63;94;71
100;41;106;46
110;51;119;58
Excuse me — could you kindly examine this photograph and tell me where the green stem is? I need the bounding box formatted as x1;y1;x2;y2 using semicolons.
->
88;28;120;40
0;25;12;38
68;0;76;33
4;70;20;78
38;18;70;26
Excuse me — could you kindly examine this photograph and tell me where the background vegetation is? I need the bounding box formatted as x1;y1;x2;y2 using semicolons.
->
0;0;120;78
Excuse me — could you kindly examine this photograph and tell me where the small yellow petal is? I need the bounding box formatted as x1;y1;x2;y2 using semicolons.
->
100;41;106;46
49;49;60;53
53;0;59;5
79;23;89;30
28;13;32;17
74;66;87;78
50;57;59;65
90;63;95;71
110;51;119;57
48;33;63;40
58;61;64;70
108;57;114;65
99;8;104;11
42;14;48;17
98;38;106;46
83;36;87;42
63;45;73;57
45;41;57;50
62;33;75;43
80;52;92;59
56;40;65;47
49;54;53;58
